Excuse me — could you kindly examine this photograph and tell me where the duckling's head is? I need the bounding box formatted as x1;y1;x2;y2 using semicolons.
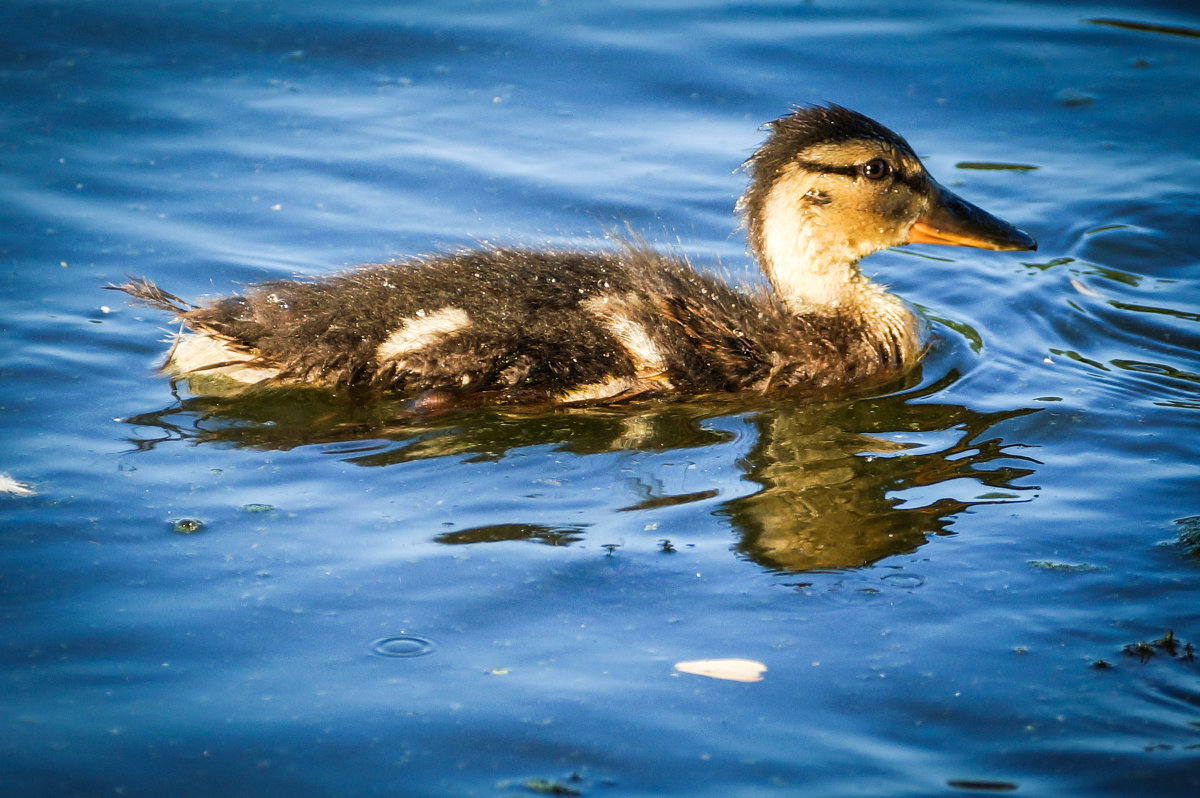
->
740;105;1036;315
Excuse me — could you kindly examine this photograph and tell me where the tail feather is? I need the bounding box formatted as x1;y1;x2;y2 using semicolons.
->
105;276;197;314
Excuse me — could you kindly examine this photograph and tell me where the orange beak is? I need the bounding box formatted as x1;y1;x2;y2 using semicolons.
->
907;181;1037;251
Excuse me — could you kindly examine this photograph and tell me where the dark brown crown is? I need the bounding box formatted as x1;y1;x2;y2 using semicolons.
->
739;105;919;255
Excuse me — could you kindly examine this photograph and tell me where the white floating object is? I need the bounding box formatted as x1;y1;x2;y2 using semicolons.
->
0;474;35;497
1069;277;1103;298
674;658;766;683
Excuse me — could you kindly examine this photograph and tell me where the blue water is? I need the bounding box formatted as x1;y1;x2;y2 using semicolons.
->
3;1;1200;796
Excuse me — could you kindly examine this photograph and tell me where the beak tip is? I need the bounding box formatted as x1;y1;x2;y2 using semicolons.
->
915;182;1038;253
1013;229;1037;252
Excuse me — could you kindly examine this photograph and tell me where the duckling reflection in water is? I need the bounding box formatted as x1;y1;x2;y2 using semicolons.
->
112;105;1035;407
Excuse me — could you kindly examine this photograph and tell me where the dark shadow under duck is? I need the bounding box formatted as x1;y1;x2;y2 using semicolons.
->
112;104;1035;407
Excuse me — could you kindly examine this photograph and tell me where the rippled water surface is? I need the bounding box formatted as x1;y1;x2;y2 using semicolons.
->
3;1;1200;796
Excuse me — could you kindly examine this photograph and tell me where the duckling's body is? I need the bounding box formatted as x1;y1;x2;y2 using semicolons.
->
115;105;1035;406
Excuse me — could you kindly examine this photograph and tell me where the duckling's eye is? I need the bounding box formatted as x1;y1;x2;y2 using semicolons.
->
861;158;892;180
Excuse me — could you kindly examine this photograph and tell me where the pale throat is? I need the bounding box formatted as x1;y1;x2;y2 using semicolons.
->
757;178;876;315
754;175;923;365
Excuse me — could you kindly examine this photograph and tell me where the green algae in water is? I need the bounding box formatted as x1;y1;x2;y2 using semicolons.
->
171;518;205;535
522;778;582;796
946;780;1018;792
955;161;1039;171
1028;560;1106;572
1122;630;1195;664
1174;515;1200;556
1088;17;1200;39
1056;88;1096;107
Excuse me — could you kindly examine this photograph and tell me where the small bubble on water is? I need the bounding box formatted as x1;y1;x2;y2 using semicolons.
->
881;573;925;589
370;635;437;658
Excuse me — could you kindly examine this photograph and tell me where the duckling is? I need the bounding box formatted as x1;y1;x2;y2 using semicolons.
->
112;104;1035;406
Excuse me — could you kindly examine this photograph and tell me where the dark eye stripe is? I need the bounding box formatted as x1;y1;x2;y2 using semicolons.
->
792;159;926;192
794;160;859;178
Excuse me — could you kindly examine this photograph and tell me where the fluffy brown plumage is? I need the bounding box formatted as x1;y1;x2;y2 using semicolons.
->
112;104;1036;406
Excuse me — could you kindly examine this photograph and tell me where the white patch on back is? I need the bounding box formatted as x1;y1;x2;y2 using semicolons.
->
581;296;667;374
558;376;643;404
558;375;675;405
169;332;280;384
376;306;471;362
